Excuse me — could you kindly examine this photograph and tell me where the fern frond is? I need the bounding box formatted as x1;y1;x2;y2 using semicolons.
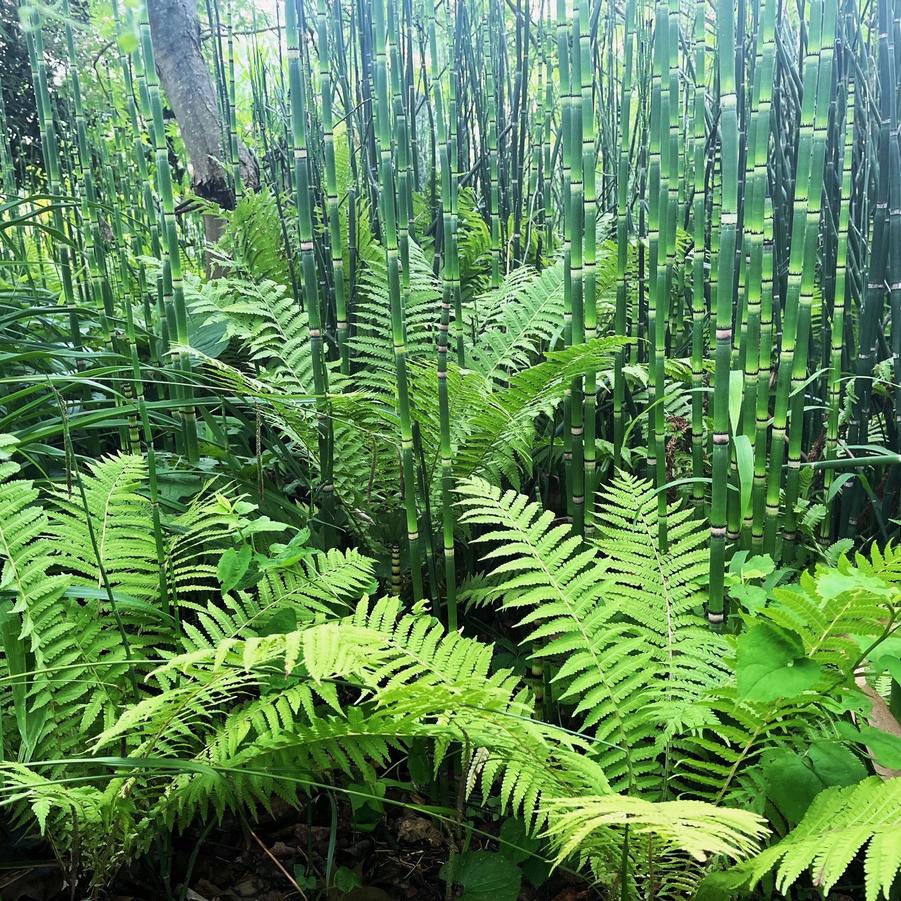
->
220;187;293;285
0;455;129;753
594;474;731;708
191;276;322;395
718;776;901;901
754;550;900;673
468;262;565;379
456;477;658;792
545;794;767;866
48;453;160;605
350;237;441;394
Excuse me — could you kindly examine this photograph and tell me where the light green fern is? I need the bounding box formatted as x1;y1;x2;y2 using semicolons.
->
711;776;901;901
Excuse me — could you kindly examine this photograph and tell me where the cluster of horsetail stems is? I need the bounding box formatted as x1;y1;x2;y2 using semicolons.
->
4;0;900;629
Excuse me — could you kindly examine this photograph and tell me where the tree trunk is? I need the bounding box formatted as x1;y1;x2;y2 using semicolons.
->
147;0;258;210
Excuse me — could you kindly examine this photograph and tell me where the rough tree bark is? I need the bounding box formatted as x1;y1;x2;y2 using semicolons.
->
147;0;258;212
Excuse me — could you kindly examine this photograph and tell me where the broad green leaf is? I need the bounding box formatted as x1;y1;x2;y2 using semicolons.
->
736;623;822;701
837;722;901;769
826;471;855;504
217;543;253;593
440;851;522;901
762;743;867;824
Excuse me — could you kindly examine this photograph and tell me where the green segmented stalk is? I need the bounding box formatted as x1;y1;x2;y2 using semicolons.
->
568;0;585;535
427;0;458;627
21;3;82;363
645;2;661;485
226;0;241;195
646;0;669;543
318;0;349;374
883;0;900;521
659;0;679;545
543;48;553;257
613;0;635;470
738;0;774;544
689;0;706;514
372;0;424;601
445;2;464;367
822;77;855;540
751;195;775;552
708;0;740;625
557;0;574;518
782;0;836;561
485;27;501;288
580;0;597;528
286;0;335;539
389;0;413;328
749;1;776;552
138;0;199;462
763;0;824;554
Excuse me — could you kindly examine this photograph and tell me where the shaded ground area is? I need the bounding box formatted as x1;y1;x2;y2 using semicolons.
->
1;792;596;901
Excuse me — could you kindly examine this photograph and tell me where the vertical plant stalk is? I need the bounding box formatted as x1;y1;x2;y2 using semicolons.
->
286;0;335;543
780;0;835;561
821;76;855;540
557;0;574;519
580;0;597;529
739;0;773;544
373;0;424;601
319;0;350;374
138;0;199;462
689;0;707;514
21;3;82;377
613;0;635;470
708;0;740;625
429;0;458;627
568;0;586;535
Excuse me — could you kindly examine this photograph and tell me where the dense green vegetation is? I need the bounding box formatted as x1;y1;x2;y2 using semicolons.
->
1;0;900;896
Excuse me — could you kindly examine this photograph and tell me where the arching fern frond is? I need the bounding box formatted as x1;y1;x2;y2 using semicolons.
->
351;237;441;394
0;451;129;754
593;474;731;712
545;794;767;869
467;262;565;380
455;476;657;792
191;276;322;395
710;776;901;901
219;187;293;286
